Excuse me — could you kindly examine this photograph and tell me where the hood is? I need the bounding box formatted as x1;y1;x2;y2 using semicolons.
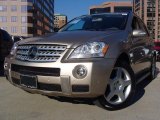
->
18;30;123;48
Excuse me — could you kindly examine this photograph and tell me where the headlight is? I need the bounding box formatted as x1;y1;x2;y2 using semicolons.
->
10;43;18;55
69;42;109;59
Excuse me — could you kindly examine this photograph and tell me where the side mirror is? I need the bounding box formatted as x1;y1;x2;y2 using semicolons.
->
11;36;14;41
132;30;147;37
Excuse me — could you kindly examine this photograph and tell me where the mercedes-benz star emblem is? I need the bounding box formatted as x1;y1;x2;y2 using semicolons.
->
28;46;38;59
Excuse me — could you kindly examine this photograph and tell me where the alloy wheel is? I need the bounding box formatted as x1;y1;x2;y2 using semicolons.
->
104;67;132;105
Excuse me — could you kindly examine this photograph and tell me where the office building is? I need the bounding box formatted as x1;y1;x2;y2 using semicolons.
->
54;14;67;30
90;1;132;14
0;0;54;37
133;0;160;40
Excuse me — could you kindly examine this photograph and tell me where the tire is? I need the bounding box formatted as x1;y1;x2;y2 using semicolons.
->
99;62;136;110
148;56;156;80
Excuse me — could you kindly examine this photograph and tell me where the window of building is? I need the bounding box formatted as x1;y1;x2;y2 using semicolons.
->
147;13;155;17
90;8;111;14
11;27;17;33
11;5;17;11
28;27;33;34
21;16;27;23
114;7;132;12
27;6;32;13
21;5;27;12
21;0;33;2
21;26;27;34
28;16;33;23
21;5;32;13
11;16;17;22
0;16;7;22
0;5;7;12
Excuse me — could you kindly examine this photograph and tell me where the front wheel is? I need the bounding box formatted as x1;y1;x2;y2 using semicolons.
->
99;62;136;109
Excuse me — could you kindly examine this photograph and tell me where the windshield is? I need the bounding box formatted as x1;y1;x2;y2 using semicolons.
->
60;13;128;32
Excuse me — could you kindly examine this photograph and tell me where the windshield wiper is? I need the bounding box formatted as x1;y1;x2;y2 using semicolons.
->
104;27;120;30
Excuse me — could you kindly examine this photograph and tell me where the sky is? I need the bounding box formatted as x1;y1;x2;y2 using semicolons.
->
55;0;132;21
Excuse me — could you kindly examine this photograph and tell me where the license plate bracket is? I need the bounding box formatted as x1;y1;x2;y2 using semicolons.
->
20;75;37;89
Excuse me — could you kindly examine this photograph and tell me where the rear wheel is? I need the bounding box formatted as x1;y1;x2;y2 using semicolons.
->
99;62;136;109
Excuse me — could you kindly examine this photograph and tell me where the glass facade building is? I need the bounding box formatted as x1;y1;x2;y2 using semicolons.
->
0;0;54;37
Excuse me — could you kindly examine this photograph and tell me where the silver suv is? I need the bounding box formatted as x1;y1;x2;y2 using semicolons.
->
4;12;156;109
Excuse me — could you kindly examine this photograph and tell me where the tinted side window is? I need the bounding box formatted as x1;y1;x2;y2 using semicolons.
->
1;30;11;41
132;17;140;30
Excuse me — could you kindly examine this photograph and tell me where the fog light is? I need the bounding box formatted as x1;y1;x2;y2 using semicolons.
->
4;63;8;69
73;65;87;79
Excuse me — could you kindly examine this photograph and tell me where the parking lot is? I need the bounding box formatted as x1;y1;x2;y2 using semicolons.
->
0;63;160;120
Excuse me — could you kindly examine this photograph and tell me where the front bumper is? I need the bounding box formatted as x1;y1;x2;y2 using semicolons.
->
4;57;115;98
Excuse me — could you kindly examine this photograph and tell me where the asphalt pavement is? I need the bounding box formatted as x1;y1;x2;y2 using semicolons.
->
0;63;160;120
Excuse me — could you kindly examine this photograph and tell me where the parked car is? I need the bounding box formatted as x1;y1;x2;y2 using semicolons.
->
154;41;160;61
0;29;13;66
4;12;156;109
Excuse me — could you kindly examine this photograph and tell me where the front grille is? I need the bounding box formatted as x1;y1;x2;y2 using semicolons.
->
16;44;67;62
11;77;62;92
38;83;62;92
72;85;89;92
11;64;60;77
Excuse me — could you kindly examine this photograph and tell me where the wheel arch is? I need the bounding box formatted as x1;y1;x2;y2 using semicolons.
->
115;52;131;66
